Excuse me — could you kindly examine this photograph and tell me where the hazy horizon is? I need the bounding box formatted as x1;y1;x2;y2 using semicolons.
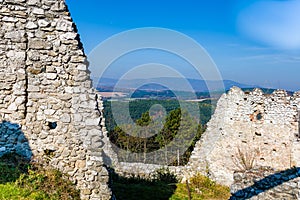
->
66;0;300;91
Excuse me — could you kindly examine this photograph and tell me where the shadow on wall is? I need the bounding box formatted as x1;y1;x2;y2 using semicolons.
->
230;167;300;199
0;120;32;184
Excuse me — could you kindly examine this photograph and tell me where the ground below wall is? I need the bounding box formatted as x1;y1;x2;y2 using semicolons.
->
109;160;300;199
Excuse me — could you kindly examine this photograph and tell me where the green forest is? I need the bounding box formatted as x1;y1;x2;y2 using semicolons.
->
102;99;216;165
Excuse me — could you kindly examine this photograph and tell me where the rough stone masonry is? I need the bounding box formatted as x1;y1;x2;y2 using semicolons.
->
106;87;300;193
0;0;111;199
188;86;300;186
2;0;300;199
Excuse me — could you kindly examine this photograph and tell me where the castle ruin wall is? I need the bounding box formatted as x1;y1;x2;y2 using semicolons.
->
0;0;111;199
188;87;300;186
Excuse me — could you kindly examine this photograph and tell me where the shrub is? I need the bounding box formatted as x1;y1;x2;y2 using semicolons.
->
0;153;80;200
0;152;29;184
170;174;230;200
110;167;178;200
15;165;80;200
152;167;178;184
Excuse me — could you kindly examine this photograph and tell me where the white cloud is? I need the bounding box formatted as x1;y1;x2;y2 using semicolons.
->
237;0;300;49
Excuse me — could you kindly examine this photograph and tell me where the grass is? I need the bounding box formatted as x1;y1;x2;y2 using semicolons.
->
170;174;230;200
111;168;230;200
0;183;49;200
111;168;178;200
232;146;260;171
0;153;80;200
0;153;28;184
1;153;230;200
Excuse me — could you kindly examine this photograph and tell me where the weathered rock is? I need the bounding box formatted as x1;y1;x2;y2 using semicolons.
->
0;1;111;199
25;21;38;29
28;39;51;50
230;167;300;200
188;87;300;186
37;19;50;27
32;8;44;15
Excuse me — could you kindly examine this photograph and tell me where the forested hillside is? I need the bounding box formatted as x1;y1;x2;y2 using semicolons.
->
102;99;215;165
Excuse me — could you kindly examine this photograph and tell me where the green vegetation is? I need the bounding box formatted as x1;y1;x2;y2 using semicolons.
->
104;99;215;165
109;108;203;164
111;168;230;200
0;153;30;185
103;99;215;132
170;174;230;200
0;153;80;200
111;168;177;200
241;88;276;94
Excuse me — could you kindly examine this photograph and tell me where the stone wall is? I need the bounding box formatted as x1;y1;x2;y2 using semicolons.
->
111;162;185;180
188;86;300;186
230;167;300;199
0;0;111;199
2;0;300;199
0;121;32;158
100;86;300;194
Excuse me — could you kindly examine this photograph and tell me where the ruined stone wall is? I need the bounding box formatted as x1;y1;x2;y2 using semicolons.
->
2;0;300;198
99;86;300;191
188;87;300;186
0;0;111;199
230;167;300;199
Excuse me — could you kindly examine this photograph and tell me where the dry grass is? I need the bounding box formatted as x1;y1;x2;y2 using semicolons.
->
170;173;230;200
232;146;260;171
0;153;80;200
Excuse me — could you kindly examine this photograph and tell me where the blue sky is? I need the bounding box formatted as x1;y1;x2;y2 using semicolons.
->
65;0;300;91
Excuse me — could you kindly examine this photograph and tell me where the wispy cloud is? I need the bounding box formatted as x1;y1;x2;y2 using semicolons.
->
237;0;300;49
236;53;300;64
243;46;274;51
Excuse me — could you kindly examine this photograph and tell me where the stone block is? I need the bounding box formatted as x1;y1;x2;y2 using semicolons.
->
60;113;71;123
28;39;51;50
26;21;38;29
32;8;44;15
38;19;50;27
56;19;72;31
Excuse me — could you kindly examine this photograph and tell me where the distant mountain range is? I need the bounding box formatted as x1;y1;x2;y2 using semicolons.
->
95;77;259;92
